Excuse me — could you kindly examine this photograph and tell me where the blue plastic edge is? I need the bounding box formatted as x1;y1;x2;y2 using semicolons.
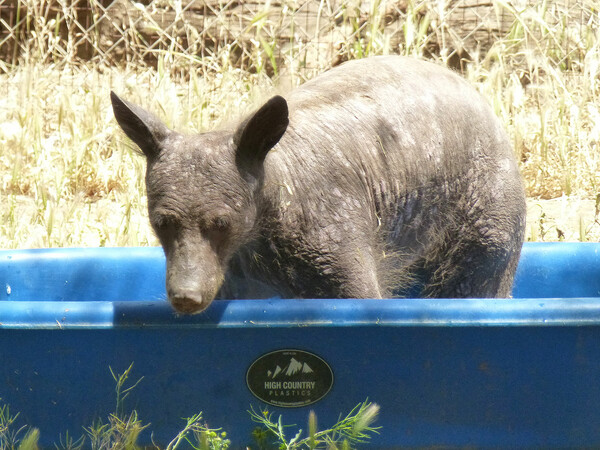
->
3;242;600;329
2;297;600;329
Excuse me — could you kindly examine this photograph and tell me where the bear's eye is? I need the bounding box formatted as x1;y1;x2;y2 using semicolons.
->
210;216;231;233
152;214;178;233
203;216;233;255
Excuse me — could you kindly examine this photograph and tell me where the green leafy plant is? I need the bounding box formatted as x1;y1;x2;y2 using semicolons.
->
55;430;85;450
0;381;378;450
164;412;230;450
0;364;234;450
249;400;380;449
82;363;148;450
0;401;30;450
15;429;39;450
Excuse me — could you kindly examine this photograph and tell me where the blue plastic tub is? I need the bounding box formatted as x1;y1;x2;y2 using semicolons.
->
2;242;600;448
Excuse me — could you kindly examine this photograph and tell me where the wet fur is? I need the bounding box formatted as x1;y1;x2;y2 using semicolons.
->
112;56;526;313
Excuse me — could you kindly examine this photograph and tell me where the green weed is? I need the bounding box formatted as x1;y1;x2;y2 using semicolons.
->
249;401;380;449
0;366;378;450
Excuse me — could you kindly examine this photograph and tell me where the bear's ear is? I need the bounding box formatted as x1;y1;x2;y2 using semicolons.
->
233;95;289;174
111;91;170;159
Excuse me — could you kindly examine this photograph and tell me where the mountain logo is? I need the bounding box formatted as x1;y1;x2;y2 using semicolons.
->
267;357;314;378
247;349;334;408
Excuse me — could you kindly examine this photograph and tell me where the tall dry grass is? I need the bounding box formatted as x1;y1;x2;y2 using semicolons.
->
0;62;273;248
0;0;599;247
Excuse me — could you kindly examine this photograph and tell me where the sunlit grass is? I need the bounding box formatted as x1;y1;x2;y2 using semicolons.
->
0;61;275;248
0;0;599;247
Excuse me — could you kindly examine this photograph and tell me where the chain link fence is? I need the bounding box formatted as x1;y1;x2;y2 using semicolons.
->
0;0;596;77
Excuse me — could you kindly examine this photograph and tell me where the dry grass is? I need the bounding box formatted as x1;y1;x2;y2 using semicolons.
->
0;63;274;248
0;0;599;247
